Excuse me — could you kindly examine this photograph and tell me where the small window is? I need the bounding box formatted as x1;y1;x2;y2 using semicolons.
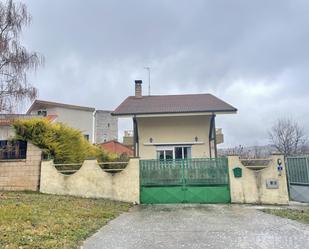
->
107;123;110;128
38;110;47;116
84;134;90;141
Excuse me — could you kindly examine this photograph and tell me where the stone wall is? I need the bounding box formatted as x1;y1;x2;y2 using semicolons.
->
0;143;42;191
40;159;140;203
95;110;118;143
228;155;289;205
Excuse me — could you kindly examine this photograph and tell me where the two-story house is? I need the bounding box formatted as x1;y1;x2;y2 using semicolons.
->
27;100;118;143
112;80;237;159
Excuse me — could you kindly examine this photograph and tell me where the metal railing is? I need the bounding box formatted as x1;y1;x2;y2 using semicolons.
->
140;158;229;187
54;163;82;174
98;162;129;172
54;161;129;174
0;140;27;160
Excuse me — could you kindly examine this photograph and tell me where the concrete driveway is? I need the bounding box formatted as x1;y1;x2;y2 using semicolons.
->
82;205;309;249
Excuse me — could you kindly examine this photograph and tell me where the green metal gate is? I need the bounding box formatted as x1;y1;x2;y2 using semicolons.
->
287;156;309;203
140;158;230;204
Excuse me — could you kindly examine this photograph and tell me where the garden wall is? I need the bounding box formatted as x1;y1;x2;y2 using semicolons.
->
228;155;289;205
0;143;42;191
40;159;140;203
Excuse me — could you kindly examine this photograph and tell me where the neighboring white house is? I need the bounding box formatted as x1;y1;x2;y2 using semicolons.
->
26;100;118;143
0;114;41;140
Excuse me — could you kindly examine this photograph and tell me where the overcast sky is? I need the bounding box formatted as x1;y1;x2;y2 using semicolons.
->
22;0;309;147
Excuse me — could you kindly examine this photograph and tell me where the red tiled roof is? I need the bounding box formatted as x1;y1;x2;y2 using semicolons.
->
112;93;237;116
0;114;41;126
46;115;58;122
100;140;133;156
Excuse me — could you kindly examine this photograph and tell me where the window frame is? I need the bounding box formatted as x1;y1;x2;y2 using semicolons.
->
37;109;47;117
156;145;192;160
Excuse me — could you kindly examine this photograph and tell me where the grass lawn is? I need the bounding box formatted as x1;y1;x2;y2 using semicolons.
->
0;191;131;249
262;208;309;224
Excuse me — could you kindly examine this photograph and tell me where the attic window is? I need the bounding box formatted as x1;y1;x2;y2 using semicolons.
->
37;110;47;117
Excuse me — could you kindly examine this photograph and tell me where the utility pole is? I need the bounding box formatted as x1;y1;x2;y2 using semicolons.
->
144;66;151;95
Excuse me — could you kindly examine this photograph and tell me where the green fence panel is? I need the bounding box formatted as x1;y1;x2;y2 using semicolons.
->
140;159;183;186
140;186;184;204
287;156;309;203
184;158;229;186
287;156;309;185
184;186;230;203
141;186;230;204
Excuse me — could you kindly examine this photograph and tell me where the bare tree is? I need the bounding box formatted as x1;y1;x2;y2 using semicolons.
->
269;118;307;157
218;145;246;157
252;145;262;158
0;0;43;113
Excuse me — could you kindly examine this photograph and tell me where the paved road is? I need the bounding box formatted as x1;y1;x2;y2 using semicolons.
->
82;205;309;249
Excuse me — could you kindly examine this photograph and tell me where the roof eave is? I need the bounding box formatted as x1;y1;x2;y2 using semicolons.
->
26;101;36;114
112;109;237;117
26;100;95;113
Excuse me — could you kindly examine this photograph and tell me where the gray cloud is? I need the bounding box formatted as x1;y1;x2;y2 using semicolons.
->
23;0;309;146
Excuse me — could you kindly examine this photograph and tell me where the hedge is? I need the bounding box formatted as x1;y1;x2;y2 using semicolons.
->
13;118;115;163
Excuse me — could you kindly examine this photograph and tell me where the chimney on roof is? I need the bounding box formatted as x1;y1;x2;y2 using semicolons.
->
135;80;142;98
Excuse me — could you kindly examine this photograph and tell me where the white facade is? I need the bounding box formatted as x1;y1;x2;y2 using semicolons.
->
0;125;15;140
0;114;41;140
29;106;95;142
27;100;118;144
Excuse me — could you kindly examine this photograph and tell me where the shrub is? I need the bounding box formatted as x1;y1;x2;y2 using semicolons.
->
13;118;114;163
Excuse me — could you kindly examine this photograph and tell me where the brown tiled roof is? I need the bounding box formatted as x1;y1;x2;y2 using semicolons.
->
26;100;95;114
112;93;237;116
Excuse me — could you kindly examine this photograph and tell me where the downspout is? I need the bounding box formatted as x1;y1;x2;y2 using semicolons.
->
208;114;217;158
92;110;96;144
209;138;212;158
213;114;217;158
136;118;139;157
133;116;136;157
133;116;139;157
209;115;214;158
